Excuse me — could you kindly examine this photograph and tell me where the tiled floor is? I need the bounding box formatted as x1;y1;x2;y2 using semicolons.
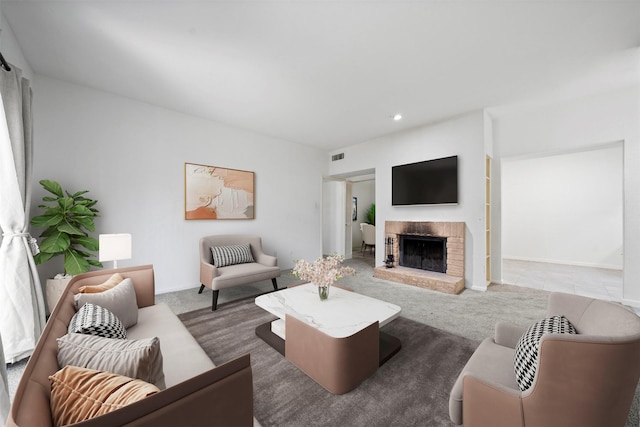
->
502;259;623;302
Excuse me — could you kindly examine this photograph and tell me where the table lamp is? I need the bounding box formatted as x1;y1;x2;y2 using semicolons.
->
99;233;132;269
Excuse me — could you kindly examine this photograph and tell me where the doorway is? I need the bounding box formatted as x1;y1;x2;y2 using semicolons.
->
322;170;375;260
500;142;623;301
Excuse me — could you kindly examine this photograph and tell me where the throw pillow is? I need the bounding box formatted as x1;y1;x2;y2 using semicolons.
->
75;278;138;328
49;365;159;427
68;303;127;339
514;315;577;391
77;272;124;294
210;243;255;267
57;333;166;389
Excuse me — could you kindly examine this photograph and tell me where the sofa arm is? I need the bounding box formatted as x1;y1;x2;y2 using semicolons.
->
200;261;219;286
461;375;523;427
494;322;526;349
77;354;253;427
256;252;277;267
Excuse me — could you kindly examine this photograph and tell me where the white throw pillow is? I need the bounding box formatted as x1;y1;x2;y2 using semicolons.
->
75;278;138;328
57;333;166;389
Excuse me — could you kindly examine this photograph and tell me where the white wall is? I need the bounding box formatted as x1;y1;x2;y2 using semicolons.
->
328;111;488;290
322;180;345;256
502;144;623;269
493;85;640;305
31;76;325;293
351;180;375;248
0;13;33;80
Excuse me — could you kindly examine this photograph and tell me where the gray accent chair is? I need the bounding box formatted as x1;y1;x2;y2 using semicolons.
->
449;292;640;427
199;234;281;310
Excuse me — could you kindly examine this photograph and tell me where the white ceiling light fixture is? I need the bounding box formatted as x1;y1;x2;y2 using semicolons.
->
392;114;403;121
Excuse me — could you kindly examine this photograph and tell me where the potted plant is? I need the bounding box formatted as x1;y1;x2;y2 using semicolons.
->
30;179;102;275
366;203;375;226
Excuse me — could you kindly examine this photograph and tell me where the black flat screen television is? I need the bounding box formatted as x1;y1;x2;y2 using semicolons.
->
392;155;458;205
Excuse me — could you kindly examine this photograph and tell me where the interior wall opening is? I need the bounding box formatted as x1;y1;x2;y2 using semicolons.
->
500;142;624;301
322;169;375;260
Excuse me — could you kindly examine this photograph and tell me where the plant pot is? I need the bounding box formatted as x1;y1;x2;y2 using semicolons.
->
46;276;72;314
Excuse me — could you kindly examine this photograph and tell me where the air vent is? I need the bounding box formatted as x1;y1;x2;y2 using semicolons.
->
331;153;345;161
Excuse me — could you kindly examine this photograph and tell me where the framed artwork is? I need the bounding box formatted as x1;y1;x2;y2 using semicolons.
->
184;162;255;220
352;197;357;221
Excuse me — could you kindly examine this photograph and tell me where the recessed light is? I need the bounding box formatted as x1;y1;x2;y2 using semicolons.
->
392;114;403;121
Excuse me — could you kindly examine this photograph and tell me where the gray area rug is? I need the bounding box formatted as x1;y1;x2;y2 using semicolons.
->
179;296;479;427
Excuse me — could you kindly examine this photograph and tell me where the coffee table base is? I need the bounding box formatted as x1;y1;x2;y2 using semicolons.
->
255;320;402;367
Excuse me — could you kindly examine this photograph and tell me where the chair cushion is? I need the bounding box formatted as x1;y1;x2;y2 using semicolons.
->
514;315;576;391
69;303;127;339
75;278;138;328
57;333;166;389
210;243;255;267
127;303;215;388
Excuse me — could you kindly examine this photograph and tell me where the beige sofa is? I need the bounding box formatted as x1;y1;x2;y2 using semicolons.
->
199;235;281;310
8;265;254;427
449;292;640;427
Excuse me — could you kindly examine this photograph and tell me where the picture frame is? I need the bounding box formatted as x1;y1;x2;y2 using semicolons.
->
352;197;357;221
184;162;255;220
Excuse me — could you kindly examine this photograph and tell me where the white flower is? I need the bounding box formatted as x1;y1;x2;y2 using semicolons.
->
292;254;355;288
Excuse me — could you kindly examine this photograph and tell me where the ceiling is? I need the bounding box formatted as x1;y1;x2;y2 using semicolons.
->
2;1;639;151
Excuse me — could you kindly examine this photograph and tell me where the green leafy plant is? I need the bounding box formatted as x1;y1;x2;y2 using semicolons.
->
30;179;102;275
365;203;375;226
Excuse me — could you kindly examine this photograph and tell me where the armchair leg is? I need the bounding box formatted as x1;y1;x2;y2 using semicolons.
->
198;284;205;294
212;290;219;311
271;278;278;291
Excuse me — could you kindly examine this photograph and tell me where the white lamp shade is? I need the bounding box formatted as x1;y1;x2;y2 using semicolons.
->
99;233;132;262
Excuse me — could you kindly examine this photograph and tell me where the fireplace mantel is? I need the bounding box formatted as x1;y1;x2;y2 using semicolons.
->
373;221;465;294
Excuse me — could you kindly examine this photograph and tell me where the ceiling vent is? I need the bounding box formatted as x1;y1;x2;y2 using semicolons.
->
331;153;345;161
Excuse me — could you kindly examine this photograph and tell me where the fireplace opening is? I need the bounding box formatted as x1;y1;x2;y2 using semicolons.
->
399;235;447;273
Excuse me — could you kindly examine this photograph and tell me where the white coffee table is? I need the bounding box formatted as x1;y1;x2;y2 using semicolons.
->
255;283;401;339
254;284;402;394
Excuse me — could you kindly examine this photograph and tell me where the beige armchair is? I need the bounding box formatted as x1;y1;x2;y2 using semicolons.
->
449;292;640;427
199;234;280;310
360;223;375;255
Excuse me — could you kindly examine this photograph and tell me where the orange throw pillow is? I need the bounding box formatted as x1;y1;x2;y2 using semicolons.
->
77;273;124;293
49;365;159;427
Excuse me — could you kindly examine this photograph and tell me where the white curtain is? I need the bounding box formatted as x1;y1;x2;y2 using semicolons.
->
0;65;45;422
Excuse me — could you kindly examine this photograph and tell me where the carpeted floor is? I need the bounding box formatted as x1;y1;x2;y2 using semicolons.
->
179;298;479;427
5;256;639;425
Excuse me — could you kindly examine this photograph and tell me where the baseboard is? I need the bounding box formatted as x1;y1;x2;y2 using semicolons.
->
503;256;623;271
622;297;640;310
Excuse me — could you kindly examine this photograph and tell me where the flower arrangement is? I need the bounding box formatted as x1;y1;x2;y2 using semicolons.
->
292;254;356;290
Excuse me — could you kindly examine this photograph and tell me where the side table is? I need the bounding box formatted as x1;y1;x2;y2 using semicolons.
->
46;277;72;314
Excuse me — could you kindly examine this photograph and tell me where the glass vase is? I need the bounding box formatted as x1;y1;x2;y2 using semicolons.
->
318;285;330;301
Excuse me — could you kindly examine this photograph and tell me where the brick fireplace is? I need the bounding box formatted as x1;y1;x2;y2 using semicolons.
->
373;221;465;294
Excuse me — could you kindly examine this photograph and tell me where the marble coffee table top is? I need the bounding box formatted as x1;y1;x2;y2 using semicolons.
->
255;283;401;338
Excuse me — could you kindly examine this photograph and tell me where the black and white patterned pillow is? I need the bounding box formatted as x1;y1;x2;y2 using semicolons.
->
210;243;255;267
514;315;576;391
68;303;126;339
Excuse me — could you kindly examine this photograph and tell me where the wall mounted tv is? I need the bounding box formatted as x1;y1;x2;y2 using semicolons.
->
392;155;458;205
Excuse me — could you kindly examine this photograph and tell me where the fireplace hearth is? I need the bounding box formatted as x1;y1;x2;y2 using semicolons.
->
374;221;465;294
